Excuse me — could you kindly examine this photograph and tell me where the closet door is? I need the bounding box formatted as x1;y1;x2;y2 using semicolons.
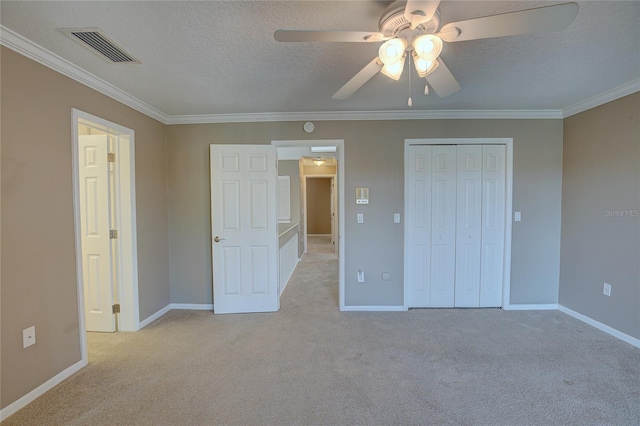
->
454;145;483;307
430;146;456;307
406;146;432;307
480;145;506;307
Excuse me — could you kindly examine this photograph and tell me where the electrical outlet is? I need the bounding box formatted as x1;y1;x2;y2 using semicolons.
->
603;283;611;296
357;269;365;283
23;326;36;348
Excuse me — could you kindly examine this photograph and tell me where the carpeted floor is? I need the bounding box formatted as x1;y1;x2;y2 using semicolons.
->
4;247;639;425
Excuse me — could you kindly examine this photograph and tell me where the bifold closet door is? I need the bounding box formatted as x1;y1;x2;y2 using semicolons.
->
430;146;457;307
479;145;506;307
406;146;432;307
454;145;483;307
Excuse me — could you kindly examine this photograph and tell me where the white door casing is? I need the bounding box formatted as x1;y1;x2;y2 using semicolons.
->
78;135;115;332
210;145;279;314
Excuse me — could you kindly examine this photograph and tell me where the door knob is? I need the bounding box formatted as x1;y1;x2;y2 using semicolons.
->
214;236;225;243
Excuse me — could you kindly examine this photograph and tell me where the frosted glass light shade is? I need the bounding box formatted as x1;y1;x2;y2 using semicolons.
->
381;56;405;80
413;34;443;62
378;38;407;65
412;51;439;78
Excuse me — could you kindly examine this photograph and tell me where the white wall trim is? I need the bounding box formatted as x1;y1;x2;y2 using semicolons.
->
0;25;168;124
503;303;559;310
167;109;562;124
171;303;214;310
138;304;172;329
562;79;640;118
558;305;640;349
342;305;405;312
0;359;87;421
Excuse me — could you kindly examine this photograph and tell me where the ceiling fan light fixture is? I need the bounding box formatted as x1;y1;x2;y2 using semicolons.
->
381;56;405;80
413;34;443;62
378;38;407;65
412;51;438;78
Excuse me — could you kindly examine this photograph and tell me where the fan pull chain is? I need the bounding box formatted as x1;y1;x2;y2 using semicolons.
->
408;54;413;108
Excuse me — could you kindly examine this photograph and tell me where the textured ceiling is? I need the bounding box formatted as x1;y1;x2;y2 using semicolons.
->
1;1;639;116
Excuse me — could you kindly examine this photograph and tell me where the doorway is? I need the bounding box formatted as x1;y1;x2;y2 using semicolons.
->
272;139;345;310
72;109;139;354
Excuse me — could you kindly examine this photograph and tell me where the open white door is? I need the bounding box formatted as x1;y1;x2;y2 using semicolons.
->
79;135;115;332
210;145;279;314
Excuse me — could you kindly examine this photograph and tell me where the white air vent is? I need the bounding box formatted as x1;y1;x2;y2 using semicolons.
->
60;28;141;64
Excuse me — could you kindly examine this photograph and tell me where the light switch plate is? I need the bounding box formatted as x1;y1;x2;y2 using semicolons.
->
357;270;365;283
515;212;522;222
357;213;364;224
394;213;400;224
23;326;36;349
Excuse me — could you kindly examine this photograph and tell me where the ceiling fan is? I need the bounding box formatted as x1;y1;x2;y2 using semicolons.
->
274;1;579;101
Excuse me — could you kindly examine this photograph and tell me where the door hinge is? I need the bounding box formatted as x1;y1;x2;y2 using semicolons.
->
112;303;121;314
107;152;116;162
110;229;118;239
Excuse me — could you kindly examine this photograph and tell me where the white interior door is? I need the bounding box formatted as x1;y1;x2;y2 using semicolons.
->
480;145;506;307
79;135;115;332
454;145;483;307
210;145;279;314
430;146;457;307
407;146;432;307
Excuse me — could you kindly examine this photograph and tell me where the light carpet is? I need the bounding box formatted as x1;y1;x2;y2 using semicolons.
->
3;248;639;425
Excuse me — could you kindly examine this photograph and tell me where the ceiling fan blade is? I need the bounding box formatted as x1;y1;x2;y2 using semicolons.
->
332;58;383;100
425;59;460;98
274;30;388;43
404;0;442;29
437;2;579;42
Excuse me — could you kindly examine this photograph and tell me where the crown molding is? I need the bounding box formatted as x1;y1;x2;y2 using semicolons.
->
165;109;563;125
0;25;169;124
4;25;636;126
562;79;640;118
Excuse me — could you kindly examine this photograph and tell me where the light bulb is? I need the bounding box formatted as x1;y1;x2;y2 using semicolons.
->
381;56;405;80
412;52;439;78
413;35;443;62
379;38;407;65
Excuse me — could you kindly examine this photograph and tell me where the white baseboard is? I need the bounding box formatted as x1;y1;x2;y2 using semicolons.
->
341;305;405;312
503;303;559;311
138;304;172;329
0;358;87;421
171;303;214;310
558;305;640;349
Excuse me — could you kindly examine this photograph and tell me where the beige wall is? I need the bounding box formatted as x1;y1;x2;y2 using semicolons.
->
560;93;640;339
0;47;171;409
306;178;332;234
166;119;564;307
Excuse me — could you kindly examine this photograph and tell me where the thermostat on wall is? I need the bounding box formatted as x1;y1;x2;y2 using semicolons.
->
356;187;369;204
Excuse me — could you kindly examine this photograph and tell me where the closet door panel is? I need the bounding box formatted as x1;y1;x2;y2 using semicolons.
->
430;146;456;307
480;145;506;307
407;146;432;307
455;145;482;307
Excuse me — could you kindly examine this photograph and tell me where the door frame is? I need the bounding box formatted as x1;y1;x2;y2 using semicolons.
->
403;138;513;310
72;109;140;357
272;139;345;310
303;175;336;253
